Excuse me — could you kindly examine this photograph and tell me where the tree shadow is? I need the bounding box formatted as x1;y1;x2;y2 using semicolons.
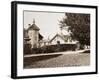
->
24;54;62;68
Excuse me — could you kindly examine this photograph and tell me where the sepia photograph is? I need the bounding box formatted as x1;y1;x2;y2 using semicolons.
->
11;1;97;78
23;11;90;69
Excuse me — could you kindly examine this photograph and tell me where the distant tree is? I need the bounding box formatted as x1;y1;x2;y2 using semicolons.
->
60;13;90;46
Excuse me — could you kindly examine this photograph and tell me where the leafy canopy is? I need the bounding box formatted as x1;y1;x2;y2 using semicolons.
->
60;13;90;45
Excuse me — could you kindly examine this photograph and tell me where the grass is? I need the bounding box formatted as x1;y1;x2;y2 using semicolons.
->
24;54;62;67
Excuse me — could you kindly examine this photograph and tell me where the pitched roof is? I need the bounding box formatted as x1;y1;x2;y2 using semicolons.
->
39;33;43;40
28;24;40;30
50;34;70;42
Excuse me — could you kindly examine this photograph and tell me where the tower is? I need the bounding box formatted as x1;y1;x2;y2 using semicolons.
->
28;19;40;48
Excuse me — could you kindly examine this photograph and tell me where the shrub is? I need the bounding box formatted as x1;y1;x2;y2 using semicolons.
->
32;44;77;54
24;43;32;54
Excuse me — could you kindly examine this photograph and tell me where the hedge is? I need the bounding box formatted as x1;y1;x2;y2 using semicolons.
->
31;44;77;54
24;43;32;54
24;43;78;54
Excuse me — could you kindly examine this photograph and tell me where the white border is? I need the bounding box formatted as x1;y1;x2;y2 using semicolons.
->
17;4;96;76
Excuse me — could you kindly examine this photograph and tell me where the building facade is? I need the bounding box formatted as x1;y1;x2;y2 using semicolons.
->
24;20;43;48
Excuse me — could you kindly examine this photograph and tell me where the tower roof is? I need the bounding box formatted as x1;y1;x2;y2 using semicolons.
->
28;24;40;30
28;19;40;30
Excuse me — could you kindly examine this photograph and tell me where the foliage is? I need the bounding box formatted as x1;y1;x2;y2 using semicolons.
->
60;13;90;46
32;44;77;54
24;43;32;54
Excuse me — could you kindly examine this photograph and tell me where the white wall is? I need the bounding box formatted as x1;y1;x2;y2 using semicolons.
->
28;30;39;48
0;0;99;80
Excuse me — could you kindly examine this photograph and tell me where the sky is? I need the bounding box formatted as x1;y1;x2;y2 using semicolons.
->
24;11;67;40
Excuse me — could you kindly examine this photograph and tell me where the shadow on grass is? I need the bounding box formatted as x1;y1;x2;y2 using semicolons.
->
24;54;62;68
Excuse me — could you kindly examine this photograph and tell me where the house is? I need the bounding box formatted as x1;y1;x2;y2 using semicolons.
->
49;33;80;50
49;33;74;45
39;39;50;47
38;33;78;47
24;19;78;49
24;19;43;48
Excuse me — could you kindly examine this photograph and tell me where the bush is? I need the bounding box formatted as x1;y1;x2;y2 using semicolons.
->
24;43;32;54
32;44;77;54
